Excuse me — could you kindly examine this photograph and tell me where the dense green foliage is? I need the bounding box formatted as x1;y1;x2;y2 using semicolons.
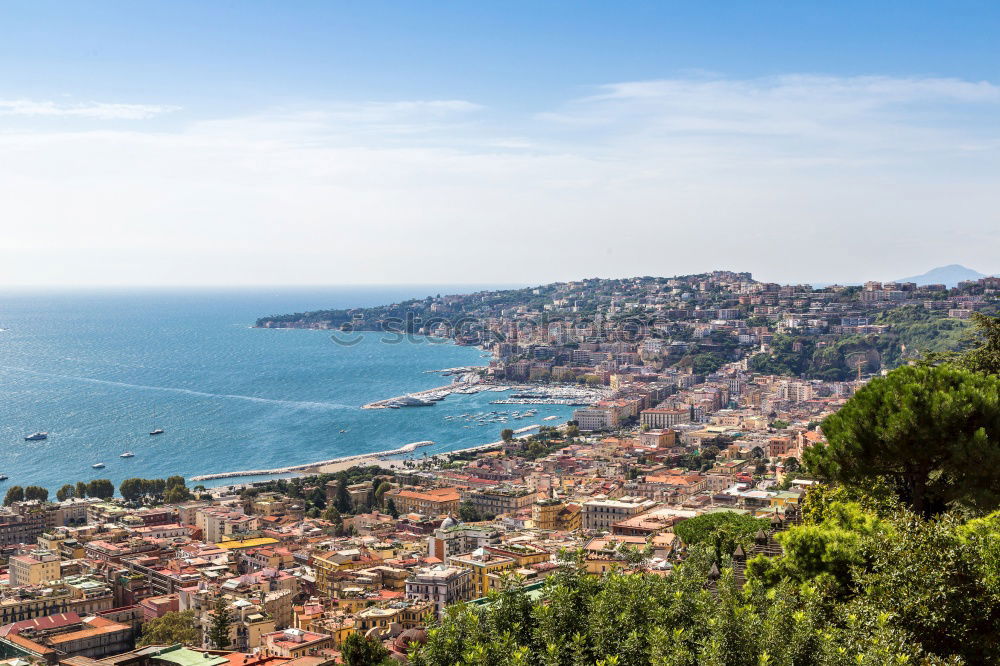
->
956;312;1000;375
137;610;202;647
410;493;1000;664
3;486;23;505
86;478;115;499
24;485;48;502
341;631;393;666
57;480;115;501
749;307;970;380
926;311;1000;376
807;364;1000;516
415;332;1000;664
672;511;768;560
119;475;192;504
243;465;385;517
207;597;232;649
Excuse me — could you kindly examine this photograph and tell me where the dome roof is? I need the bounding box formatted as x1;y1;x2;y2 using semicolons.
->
440;515;459;529
393;627;429;652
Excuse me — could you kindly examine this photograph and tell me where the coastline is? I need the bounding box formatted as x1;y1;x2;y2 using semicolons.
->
190;333;506;484
189;424;542;482
189;330;585;487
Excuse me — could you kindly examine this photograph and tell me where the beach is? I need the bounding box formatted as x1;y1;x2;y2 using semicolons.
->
191;424;545;481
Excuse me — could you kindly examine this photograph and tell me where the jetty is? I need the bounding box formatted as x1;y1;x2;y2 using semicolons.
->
362;377;483;409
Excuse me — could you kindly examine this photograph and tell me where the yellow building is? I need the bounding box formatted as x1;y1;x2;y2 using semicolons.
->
485;543;550;568
312;548;379;598
532;500;564;530
385;487;461;516
449;549;516;598
9;550;61;587
355;600;434;633
214;537;280;550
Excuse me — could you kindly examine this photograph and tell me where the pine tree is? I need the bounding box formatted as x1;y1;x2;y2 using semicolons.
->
808;364;1000;516
3;486;24;506
207;598;232;649
335;480;352;513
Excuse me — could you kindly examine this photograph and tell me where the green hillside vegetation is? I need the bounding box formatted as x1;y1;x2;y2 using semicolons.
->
749;306;970;380
404;316;1000;665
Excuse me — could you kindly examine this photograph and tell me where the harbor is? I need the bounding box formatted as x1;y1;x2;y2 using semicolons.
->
362;379;609;410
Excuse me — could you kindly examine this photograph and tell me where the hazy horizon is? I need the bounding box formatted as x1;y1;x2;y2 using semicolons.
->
2;2;998;286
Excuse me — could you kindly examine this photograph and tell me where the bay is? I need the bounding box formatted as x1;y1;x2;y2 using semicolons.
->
0;286;575;491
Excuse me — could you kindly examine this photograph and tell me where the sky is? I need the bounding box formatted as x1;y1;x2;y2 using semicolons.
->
1;1;999;287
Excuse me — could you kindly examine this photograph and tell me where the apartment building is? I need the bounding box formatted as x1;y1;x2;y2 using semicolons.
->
385;487;461;516
582;497;657;531
405;565;473;617
572;407;616;432
461;486;536;518
9;550;61;587
640;407;691;429
448;549;516;598
427;523;500;561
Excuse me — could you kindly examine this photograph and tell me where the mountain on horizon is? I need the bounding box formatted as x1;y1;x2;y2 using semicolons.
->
896;264;987;288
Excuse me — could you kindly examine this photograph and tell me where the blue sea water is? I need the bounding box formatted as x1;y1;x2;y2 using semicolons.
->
0;287;576;491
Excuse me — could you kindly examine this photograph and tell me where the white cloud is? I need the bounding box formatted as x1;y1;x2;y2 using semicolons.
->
0;99;179;120
0;76;998;286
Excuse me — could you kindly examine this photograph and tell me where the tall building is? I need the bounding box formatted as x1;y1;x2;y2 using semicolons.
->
405;565;473;616
9;550;61;588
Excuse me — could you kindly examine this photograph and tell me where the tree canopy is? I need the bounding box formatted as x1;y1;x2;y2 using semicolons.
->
807;363;1000;516
341;631;392;666
673;511;768;560
207;598;232;649
136;610;201;647
3;486;24;506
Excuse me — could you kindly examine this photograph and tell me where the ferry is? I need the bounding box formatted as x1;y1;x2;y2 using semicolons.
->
24;432;48;441
92;462;106;469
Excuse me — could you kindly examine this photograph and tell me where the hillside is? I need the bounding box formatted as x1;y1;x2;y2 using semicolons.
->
896;264;986;287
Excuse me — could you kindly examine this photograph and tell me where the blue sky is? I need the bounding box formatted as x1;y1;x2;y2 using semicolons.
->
1;2;999;285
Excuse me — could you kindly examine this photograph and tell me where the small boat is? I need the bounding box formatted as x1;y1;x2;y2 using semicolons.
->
149;408;164;435
24;432;48;441
120;451;135;458
339;429;347;433
92;462;106;469
0;475;8;481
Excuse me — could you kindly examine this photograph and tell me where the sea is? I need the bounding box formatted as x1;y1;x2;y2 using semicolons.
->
0;286;579;491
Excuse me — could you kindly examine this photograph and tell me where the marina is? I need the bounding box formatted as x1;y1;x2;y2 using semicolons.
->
362;380;608;410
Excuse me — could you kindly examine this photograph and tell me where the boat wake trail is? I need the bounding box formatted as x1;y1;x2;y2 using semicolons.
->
0;366;354;411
